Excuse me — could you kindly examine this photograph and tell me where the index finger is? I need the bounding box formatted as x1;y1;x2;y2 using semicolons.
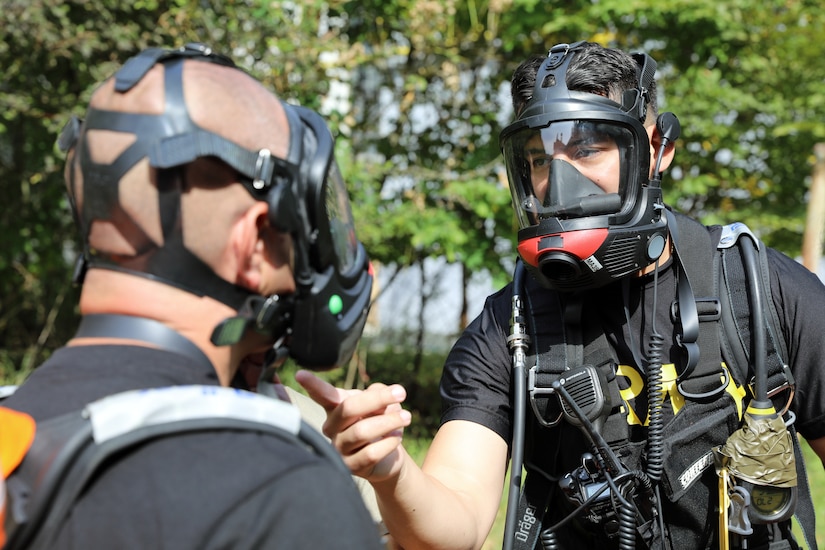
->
294;369;350;411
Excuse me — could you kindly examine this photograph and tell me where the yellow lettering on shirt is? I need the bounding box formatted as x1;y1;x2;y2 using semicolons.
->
616;363;746;426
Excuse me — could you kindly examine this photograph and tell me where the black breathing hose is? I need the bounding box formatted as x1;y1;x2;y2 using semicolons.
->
503;261;530;550
739;239;768;403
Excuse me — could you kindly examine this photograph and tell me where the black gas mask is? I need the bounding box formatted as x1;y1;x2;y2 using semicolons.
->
500;42;675;292
60;44;372;370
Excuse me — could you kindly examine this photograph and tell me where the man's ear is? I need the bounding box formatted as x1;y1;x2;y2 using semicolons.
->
649;124;676;174
232;201;270;290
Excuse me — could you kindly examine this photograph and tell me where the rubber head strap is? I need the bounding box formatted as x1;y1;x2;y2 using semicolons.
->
73;44;306;310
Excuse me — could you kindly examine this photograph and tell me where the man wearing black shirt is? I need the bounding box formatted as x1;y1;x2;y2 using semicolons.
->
298;42;825;550
3;44;381;549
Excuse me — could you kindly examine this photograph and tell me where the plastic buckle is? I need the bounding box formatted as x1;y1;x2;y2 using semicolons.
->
671;298;721;323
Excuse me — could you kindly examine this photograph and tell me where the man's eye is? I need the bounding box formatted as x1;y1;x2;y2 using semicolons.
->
573;146;600;159
531;156;551;169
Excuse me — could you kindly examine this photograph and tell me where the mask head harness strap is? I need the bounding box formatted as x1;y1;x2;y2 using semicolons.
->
60;44;373;369
626;52;657;123
527;42;656;125
59;43;308;311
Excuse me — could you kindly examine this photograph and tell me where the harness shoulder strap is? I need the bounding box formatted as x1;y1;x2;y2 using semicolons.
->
3;385;344;550
667;211;728;400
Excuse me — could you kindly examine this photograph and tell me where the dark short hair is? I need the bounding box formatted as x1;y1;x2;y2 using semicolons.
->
511;42;658;122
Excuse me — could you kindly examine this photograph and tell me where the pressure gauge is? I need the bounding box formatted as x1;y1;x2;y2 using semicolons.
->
741;482;796;524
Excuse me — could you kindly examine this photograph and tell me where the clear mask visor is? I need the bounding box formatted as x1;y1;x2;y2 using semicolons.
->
322;159;360;275
503;120;636;228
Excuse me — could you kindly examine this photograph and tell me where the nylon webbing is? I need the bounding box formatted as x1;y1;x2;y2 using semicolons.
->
666;211;728;400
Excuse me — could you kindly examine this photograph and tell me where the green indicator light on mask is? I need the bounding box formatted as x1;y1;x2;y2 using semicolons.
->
329;294;344;315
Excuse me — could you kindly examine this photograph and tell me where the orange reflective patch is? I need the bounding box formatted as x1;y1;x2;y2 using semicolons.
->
0;406;36;478
1;498;6;547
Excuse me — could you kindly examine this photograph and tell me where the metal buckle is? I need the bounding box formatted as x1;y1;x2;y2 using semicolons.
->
545;43;572;69
253;148;273;190
678;365;730;402
750;364;795;417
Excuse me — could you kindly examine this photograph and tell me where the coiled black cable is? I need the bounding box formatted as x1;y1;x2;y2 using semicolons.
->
645;258;665;484
645;333;665;483
644;260;667;543
616;493;637;549
540;530;559;549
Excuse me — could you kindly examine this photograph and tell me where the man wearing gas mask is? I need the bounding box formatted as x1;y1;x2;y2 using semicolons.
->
298;42;825;550
1;44;382;549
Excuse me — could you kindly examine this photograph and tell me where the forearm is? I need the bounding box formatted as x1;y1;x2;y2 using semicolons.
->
371;450;487;550
292;372;501;548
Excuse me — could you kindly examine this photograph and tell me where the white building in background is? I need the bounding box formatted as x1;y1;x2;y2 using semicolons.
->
367;258;498;350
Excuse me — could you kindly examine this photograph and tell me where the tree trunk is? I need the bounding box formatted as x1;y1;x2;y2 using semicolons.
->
802;143;825;273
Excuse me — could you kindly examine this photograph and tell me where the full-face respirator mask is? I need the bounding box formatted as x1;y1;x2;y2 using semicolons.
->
500;42;679;292
59;44;372;370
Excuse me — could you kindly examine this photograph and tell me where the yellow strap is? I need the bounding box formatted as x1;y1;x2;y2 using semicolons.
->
718;468;730;550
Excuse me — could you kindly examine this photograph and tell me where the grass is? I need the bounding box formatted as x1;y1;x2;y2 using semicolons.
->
798;438;824;548
408;436;825;549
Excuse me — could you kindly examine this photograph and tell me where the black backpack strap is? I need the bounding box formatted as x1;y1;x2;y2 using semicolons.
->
517;280;626;549
511;469;554;550
666;211;729;401
525;286;569;428
3;385;344;550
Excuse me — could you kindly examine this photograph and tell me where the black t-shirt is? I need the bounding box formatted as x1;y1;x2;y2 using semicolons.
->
5;345;384;550
441;239;825;547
